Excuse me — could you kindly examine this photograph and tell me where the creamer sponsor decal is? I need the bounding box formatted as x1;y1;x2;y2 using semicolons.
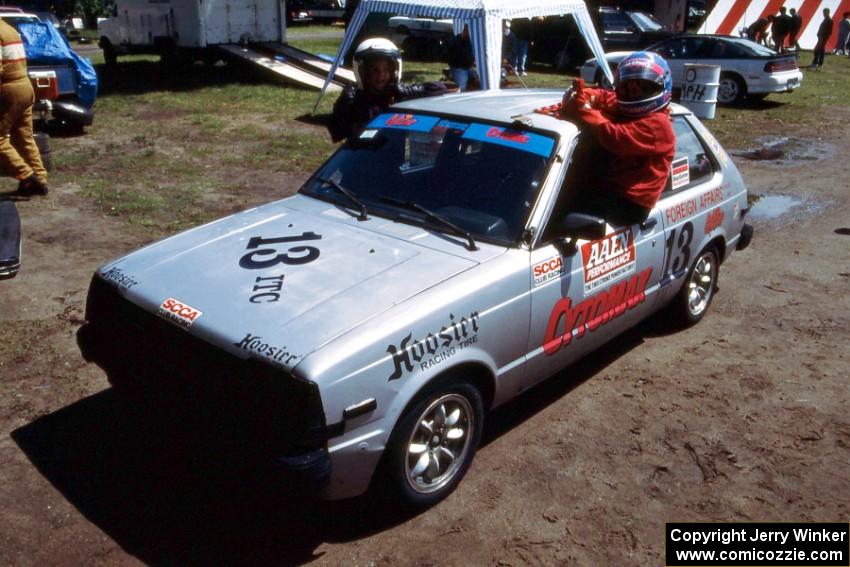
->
544;268;653;355
581;228;636;293
533;256;564;287
157;298;202;329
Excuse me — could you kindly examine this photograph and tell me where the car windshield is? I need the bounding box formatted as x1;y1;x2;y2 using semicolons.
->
628;11;664;31
300;112;556;246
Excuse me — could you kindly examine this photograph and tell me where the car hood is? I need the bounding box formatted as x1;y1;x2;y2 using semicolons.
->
96;196;496;372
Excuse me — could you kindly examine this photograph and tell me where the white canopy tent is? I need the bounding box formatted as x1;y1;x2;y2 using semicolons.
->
316;0;614;107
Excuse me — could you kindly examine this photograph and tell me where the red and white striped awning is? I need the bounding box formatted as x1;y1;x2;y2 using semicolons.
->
701;0;847;50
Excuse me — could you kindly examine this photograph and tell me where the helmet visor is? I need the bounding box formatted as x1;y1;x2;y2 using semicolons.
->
616;78;662;102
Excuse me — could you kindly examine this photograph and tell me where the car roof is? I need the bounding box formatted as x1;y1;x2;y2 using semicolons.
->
0;11;39;18
391;89;691;138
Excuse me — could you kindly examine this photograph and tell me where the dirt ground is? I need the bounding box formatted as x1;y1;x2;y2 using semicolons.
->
1;106;849;567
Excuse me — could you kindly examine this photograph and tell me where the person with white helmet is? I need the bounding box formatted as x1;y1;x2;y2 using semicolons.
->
328;38;446;143
560;51;676;225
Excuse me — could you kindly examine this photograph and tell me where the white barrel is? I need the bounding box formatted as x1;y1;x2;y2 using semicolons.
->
680;64;721;120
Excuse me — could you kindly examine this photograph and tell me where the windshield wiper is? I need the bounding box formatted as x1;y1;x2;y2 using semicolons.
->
316;176;368;221
379;195;478;251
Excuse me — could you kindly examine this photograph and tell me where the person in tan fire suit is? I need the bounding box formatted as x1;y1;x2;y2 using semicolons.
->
0;19;47;196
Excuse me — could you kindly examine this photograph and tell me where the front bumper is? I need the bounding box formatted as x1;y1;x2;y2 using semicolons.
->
78;275;334;489
53;99;94;126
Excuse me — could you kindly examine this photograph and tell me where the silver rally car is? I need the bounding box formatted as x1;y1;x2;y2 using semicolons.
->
78;89;753;508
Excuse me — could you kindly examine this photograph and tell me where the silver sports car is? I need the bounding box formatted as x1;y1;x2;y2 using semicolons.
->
78;89;753;508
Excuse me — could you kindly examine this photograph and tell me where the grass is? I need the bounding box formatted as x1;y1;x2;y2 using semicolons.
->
53;31;849;234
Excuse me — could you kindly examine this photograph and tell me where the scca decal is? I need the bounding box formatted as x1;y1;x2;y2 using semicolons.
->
387;311;480;381
157;298;203;329
533;256;563;287
543;268;652;356
581;228;636;293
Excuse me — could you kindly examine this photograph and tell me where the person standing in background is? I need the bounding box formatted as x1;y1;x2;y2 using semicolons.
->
810;8;833;69
0;19;47;196
447;25;478;91
772;7;791;52
834;12;850;54
788;7;803;50
510;17;533;76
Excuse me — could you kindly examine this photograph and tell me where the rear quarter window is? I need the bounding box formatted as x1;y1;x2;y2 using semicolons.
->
664;116;715;195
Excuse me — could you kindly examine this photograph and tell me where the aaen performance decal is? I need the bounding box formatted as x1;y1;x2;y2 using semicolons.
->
581;228;636;293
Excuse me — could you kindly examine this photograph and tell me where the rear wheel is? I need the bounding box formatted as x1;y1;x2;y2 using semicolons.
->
381;379;484;509
667;247;719;327
718;73;746;104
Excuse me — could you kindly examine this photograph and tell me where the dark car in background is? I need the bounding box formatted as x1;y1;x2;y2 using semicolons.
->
532;8;674;70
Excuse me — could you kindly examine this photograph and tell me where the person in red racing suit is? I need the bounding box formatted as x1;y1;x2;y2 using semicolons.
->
561;51;675;225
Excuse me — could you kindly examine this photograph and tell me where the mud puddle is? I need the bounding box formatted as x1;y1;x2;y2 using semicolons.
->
748;193;832;225
733;137;836;164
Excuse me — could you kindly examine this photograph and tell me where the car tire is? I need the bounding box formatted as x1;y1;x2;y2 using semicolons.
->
718;73;746;104
668;247;719;327
101;40;117;67
381;378;484;509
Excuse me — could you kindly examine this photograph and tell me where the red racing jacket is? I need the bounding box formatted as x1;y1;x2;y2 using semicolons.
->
563;88;675;209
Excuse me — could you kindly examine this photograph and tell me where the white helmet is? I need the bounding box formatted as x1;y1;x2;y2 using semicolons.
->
352;38;402;89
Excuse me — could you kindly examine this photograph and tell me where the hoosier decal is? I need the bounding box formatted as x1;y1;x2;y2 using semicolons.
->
581;228;636;293
157;298;202;329
234;333;298;366
543;268;653;356
100;266;139;290
387;311;480;381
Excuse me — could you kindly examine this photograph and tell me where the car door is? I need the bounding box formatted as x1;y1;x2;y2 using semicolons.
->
655;114;721;306
523;138;666;390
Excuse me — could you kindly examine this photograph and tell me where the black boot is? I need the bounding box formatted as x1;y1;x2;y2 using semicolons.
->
17;175;48;196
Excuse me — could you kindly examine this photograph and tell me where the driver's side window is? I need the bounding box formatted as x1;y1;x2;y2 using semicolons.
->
540;134;611;244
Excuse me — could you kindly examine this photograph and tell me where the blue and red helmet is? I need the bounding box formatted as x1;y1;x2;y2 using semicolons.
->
614;51;672;117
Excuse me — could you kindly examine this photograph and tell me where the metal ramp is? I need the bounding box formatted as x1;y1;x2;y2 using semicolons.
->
218;42;354;92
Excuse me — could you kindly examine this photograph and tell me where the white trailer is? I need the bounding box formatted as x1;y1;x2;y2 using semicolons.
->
98;0;354;90
98;0;285;61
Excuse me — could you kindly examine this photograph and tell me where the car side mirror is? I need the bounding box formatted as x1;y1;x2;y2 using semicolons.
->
556;212;607;254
